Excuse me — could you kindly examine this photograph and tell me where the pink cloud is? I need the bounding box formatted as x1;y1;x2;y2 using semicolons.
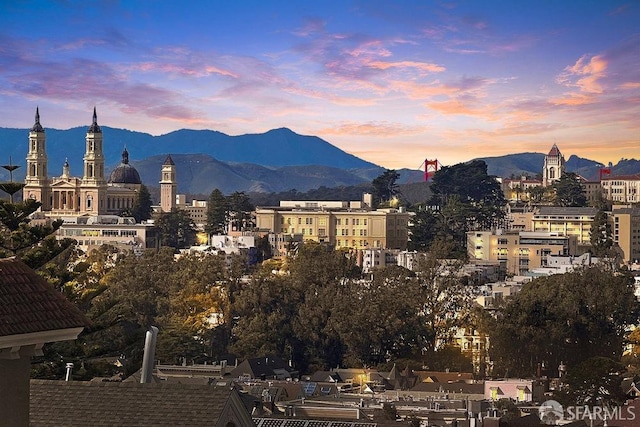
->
560;54;608;94
367;60;445;73
317;121;427;137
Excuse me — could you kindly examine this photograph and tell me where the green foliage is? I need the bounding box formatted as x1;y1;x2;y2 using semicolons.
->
553;172;587;207
489;266;638;377
590;209;615;257
372;169;400;207
555;357;627;407
130;184;153;222
155;208;197;249
0;199;65;260
411;160;505;255
205;190;255;235
205;188;227;234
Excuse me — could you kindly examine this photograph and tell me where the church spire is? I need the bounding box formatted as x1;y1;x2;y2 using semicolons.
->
88;106;102;133
31;107;44;132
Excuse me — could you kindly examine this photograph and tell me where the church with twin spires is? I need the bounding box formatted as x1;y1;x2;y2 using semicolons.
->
22;107;175;218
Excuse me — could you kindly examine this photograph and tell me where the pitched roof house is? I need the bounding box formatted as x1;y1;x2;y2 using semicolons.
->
0;257;91;427
30;380;255;427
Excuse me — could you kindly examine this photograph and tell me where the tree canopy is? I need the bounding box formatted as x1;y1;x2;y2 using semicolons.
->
553;172;587;207
372;169;400;207
489;265;638;378
154;208;197;249
409;160;505;256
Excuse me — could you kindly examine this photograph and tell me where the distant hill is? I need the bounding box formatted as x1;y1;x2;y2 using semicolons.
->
477;153;638;182
0;125;637;195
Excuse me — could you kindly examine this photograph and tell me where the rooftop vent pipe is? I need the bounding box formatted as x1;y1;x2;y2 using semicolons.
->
140;326;158;384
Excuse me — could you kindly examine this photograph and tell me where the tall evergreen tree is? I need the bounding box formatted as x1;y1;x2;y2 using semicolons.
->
553;172;587;207
372;169;400;207
589;209;615;257
130;184;153;223
205;189;228;235
155;209;197;249
227;191;254;233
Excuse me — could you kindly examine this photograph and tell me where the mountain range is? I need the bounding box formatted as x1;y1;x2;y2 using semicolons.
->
0;126;637;195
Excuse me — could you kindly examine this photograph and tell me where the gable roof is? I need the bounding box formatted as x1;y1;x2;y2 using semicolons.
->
230;355;297;380
0;257;90;343
30;380;255;427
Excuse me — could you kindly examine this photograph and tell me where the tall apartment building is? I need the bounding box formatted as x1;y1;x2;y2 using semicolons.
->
468;230;577;276
255;196;412;252
610;206;640;264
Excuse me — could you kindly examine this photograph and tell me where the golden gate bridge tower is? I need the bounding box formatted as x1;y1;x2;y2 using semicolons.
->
423;159;440;181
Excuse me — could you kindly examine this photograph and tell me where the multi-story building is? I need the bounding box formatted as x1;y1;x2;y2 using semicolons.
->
255;195;412;252
468;230;577;276
23;108;144;217
601;174;640;204
610;206;640;264
531;206;597;246
56;215;157;253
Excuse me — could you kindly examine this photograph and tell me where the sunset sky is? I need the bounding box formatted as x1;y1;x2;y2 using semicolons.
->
1;1;638;170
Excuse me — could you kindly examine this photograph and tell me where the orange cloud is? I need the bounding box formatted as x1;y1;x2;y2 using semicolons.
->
427;99;487;116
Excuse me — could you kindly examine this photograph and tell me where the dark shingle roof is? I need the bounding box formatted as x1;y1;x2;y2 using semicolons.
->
0;257;90;338
30;380;249;427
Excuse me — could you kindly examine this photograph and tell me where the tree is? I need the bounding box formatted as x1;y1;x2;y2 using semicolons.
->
205;188;228;235
590;209;614;257
553;172;587;207
155;208;197;249
414;243;476;352
490;266;638;377
411;160;506;255
528;185;546;204
130;184;153;223
227;191;254;233
372;169;400;207
556;357;627;407
407;208;439;252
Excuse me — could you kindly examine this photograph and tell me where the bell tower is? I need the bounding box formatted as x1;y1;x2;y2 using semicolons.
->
160;155;176;212
542;143;565;187
23;107;51;208
80;107;107;213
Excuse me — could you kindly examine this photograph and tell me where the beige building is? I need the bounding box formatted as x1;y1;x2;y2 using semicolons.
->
23;108;143;217
468;230;577;276
601;174;640;204
531;206;597;246
611;206;640;264
255;197;411;252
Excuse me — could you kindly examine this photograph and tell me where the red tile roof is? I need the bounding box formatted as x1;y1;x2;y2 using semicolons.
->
0;257;90;338
601;174;640;181
548;144;561;156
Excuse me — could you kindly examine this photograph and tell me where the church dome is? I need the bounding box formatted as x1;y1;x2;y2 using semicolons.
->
108;148;141;185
